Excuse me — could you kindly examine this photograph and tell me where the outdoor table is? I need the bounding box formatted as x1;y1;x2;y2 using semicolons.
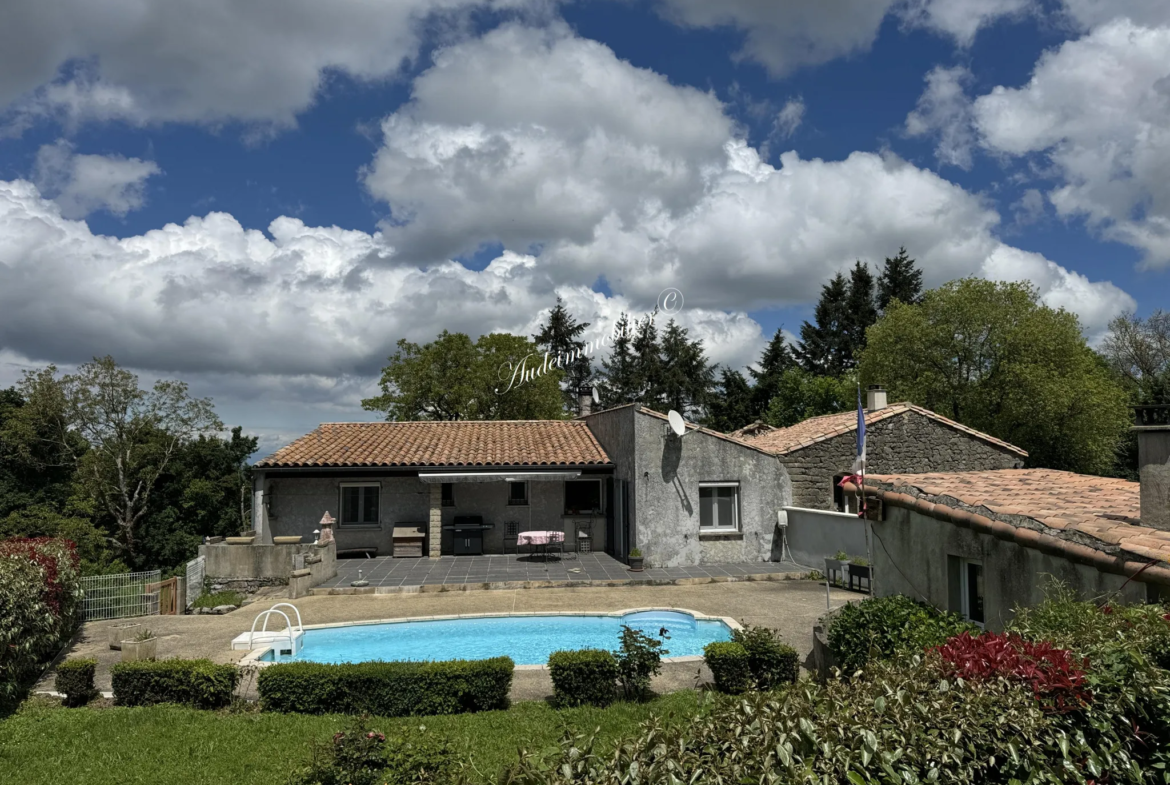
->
517;530;564;561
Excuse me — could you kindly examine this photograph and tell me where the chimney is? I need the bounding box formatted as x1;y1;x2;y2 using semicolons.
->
578;385;593;417
1135;405;1170;531
866;385;888;412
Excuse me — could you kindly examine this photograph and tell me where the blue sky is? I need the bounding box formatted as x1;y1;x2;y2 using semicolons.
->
0;0;1167;453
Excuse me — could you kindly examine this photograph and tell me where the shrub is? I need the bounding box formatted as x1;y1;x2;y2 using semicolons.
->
731;625;798;689
828;594;977;671
548;649;618;708
703;642;752;694
288;717;455;785
192;590;245;609
112;658;238;709
258;657;513;716
54;657;97;707
937;631;1090;712
615;625;668;701
0;537;82;704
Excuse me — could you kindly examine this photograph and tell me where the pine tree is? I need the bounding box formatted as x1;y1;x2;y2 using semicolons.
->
877;247;923;312
749;328;797;417
631;312;663;407
599;313;637;407
533;296;593;414
659;319;715;418
796;273;850;376
707;368;755;432
841;261;878;368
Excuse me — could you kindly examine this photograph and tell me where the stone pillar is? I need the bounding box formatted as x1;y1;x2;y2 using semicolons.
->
1135;406;1170;531
252;471;271;544
429;483;442;558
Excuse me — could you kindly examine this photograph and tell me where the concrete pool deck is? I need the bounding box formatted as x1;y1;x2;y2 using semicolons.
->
39;580;858;703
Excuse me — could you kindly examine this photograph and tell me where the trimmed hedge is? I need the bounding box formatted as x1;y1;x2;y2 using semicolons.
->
257;657;514;716
703;642;752;694
548;649;619;707
111;659;238;709
54;657;97;707
731;625;798;689
828;595;978;671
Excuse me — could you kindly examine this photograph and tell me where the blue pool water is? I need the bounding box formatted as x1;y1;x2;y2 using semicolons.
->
277;611;731;665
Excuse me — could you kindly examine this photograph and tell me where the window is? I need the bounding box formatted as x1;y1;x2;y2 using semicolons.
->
949;556;985;626
699;483;739;531
508;481;528;506
564;480;601;515
441;483;455;507
339;483;380;526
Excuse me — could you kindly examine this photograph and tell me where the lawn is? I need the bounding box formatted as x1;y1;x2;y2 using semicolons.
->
0;692;709;785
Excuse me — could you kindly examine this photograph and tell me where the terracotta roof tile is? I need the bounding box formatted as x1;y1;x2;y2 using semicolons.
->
256;421;612;468
864;469;1160;561
742;403;1028;458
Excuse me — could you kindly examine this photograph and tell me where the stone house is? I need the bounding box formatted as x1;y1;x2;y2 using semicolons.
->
732;387;1027;511
251;404;788;569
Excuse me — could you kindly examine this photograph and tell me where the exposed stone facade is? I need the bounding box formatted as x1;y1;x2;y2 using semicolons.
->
782;409;1024;510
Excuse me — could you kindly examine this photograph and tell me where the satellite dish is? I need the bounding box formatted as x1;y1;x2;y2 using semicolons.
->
592;387;600;404
667;410;688;437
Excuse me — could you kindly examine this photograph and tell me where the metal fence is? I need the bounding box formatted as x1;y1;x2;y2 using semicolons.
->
185;555;205;609
80;569;162;621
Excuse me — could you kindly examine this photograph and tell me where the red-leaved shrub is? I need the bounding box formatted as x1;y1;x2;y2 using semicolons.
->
937;631;1090;712
0;537;79;616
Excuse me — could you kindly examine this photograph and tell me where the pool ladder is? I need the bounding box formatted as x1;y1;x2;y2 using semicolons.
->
231;602;305;660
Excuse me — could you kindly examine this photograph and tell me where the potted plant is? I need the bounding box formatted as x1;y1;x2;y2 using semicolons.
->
824;551;848;586
226;529;256;545
846;555;871;591
108;622;141;651
121;629;158;662
628;548;645;572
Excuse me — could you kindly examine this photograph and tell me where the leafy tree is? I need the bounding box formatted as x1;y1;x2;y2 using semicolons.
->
707;369;755;432
533;297;594;415
1101;310;1170;478
0;505;123;575
15;357;222;561
763;368;855;428
363;331;565;422
841;261;878;364
859;279;1130;475
748;329;797;419
658;319;715;419
877;247;924;312
0;387;81;518
797;273;851;376
599;313;637;408
630;313;664;406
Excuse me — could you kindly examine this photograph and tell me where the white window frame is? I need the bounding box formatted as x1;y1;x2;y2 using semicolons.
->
959;558;985;628
339;482;382;528
699;482;740;532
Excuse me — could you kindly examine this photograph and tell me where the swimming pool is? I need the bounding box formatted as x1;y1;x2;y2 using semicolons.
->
256;609;734;666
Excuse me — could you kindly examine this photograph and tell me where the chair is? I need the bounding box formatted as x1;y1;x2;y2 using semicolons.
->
502;520;520;555
575;519;593;554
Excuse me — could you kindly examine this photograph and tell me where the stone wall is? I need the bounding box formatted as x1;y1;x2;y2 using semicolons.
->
781;410;1025;510
200;539;337;583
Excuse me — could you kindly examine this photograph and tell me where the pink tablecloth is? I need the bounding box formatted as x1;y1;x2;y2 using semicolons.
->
517;530;565;546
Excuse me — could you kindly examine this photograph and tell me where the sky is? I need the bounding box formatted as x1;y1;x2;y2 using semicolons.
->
0;0;1168;457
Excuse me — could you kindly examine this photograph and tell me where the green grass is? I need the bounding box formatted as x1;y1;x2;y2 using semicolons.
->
191;590;246;609
0;692;709;785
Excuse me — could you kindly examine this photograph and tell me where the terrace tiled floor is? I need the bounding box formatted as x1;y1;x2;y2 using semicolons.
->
315;551;806;592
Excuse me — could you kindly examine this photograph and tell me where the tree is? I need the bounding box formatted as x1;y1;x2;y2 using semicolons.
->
631;313;664;407
797;273;851;376
841;261;878;365
15;357;223;560
599;313;637;408
533;297;594;415
362;331;565;422
658;319;715;419
0;387;81;518
707;369;755;432
763;368;855;428
859;279;1130;475
1100;310;1170;478
748;329;797;418
877;247;923;312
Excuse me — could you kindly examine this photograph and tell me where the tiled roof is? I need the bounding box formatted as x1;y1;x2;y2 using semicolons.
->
743;403;1028;458
857;469;1170;568
633;407;778;456
256;421;613;468
727;421;776;440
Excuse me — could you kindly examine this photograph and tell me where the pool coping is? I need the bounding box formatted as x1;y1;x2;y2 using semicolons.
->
238;607;740;670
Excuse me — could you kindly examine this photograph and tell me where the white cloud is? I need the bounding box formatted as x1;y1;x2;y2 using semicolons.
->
905;65;976;169
0;0;550;131
32;139;160;218
899;0;1035;46
1011;188;1047;226
1059;0;1170;29
773;98;805;140
973;19;1170;265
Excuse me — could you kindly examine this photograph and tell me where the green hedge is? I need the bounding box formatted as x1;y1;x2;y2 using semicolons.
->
731;626;798;689
703;642;752;694
111;659;238;709
257;657;514;716
54;658;97;707
548;649;619;708
828;595;978;672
